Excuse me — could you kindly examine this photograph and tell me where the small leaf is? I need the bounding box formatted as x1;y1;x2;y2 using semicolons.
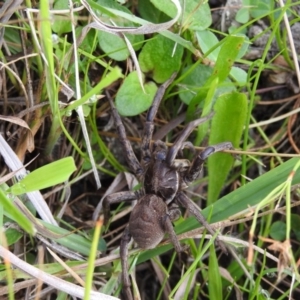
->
208;35;245;85
75;26;97;54
138;0;170;23
116;71;158;116
5;228;23;246
230;66;248;86
52;0;76;34
235;7;250;24
98;31;143;61
196;30;220;61
151;0;212;30
8;157;76;195
179;65;235;106
138;34;183;83
269;221;286;241
208;92;248;204
249;0;271;19
96;0;144;61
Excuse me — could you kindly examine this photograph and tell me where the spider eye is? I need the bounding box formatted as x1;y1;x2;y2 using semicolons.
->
156;151;166;161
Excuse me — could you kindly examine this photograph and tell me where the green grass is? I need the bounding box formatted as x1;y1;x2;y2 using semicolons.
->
0;0;300;299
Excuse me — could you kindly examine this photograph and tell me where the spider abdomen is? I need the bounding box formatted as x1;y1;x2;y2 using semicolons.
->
129;194;167;249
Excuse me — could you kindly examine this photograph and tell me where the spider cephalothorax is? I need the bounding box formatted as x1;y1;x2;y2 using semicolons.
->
103;74;233;300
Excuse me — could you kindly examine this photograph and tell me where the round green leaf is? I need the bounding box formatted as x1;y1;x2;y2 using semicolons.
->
138;34;183;83
235;7;250;24
96;0;144;61
115;71;158;116
196;30;220;61
52;0;76;34
151;0;212;30
5;228;23;246
98;31;143;61
269;221;286;241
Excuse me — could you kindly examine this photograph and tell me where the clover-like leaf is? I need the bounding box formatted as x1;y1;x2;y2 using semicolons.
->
98;32;144;61
116;71;158;116
96;0;144;61
151;0;212;30
52;0;76;35
138;34;183;83
269;221;286;241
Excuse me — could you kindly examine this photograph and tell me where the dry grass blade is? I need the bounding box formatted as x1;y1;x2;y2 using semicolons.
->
81;0;182;34
0;245;119;300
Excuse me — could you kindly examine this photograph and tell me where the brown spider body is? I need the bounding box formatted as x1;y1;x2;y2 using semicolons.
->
104;74;233;300
129;194;168;249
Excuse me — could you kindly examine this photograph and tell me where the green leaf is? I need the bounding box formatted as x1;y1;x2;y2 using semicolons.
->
191;36;245;144
88;1;197;53
138;34;183;83
208;36;245;85
75;27;97;54
0;188;35;235
52;0;76;34
196;30;220;61
208;245;222;299
98;31;144;61
65;66;123;112
151;0;212;30
137;0;170;23
269;221;286;241
179;65;235;106
230;66;248;86
197;31;248;67
8;157;76;195
249;0;272;19
235;7;250;24
5;228;23;246
96;0;144;61
207;92;248;204
116;71;158;116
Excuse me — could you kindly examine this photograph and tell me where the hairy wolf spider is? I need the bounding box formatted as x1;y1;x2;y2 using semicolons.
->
104;74;233;300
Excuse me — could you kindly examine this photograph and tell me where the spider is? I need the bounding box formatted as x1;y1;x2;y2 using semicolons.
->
103;74;233;300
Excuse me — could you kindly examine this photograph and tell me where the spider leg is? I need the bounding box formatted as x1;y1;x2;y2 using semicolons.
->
166;113;214;166
175;192;227;253
120;226;133;300
163;213;186;253
178;141;196;158
141;73;177;167
184;142;233;184
103;191;137;225
107;93;144;181
168;203;181;222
